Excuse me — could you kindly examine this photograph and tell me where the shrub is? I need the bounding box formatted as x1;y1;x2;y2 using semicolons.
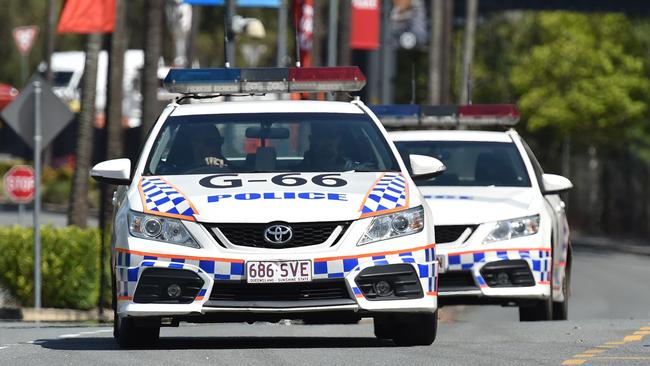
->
0;225;104;310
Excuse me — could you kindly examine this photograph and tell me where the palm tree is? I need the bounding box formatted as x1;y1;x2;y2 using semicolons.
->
68;32;102;228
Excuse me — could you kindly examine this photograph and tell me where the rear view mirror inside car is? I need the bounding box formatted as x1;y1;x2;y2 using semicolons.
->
245;127;290;139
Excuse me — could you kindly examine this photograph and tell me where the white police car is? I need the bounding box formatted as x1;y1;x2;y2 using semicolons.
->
378;104;572;321
91;67;444;347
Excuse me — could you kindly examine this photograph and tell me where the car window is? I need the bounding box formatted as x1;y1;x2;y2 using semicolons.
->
395;140;531;187
145;113;400;175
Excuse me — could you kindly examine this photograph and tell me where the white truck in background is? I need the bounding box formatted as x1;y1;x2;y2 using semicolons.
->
50;50;144;128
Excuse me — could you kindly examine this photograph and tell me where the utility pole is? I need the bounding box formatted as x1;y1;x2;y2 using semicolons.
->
225;0;236;67
380;0;392;103
277;0;288;67
327;0;338;67
459;0;478;104
44;0;57;83
429;0;444;105
338;0;351;66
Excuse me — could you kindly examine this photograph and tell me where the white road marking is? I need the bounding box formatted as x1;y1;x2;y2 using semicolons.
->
58;334;81;339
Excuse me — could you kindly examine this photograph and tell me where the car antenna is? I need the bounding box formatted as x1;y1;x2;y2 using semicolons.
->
294;11;301;67
224;12;231;68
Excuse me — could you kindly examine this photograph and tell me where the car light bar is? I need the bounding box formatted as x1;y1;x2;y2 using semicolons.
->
369;104;520;127
163;66;366;94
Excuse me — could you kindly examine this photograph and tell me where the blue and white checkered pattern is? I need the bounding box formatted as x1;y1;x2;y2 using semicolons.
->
115;245;437;300
315;245;437;295
115;250;244;299
360;173;408;217
447;249;551;286
139;176;197;220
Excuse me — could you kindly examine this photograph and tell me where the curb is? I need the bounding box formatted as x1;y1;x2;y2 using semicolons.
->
0;307;113;322
572;236;650;256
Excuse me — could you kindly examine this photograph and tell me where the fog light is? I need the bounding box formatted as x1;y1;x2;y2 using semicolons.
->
496;272;511;286
374;280;393;297
167;284;182;298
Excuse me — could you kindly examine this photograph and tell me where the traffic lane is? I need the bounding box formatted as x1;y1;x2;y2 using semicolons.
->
447;246;650;323
0;322;110;347
0;320;645;366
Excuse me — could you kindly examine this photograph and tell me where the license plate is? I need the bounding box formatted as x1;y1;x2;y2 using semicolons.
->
246;260;312;283
436;255;447;273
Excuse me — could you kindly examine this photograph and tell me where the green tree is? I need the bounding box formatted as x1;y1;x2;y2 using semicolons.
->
510;13;649;146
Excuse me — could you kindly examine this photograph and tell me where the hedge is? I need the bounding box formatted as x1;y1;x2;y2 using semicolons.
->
0;225;109;310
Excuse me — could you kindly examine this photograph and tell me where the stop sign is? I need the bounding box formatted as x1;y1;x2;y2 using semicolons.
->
4;165;35;203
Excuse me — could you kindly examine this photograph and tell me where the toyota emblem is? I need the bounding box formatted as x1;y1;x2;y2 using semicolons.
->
264;224;293;245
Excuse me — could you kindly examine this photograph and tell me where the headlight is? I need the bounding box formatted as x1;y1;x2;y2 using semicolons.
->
358;206;425;246
484;214;540;243
128;211;200;248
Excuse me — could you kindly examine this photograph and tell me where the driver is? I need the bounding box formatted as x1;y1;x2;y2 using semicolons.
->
302;125;350;171
191;124;228;167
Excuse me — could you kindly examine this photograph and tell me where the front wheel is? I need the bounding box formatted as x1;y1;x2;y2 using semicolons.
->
374;312;437;346
114;310;160;349
519;292;553;322
553;262;571;320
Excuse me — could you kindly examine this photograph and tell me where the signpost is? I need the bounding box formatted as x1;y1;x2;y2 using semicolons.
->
12;26;39;83
0;75;72;319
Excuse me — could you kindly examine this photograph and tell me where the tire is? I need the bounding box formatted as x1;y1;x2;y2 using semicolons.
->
519;292;553;321
389;312;438;346
553;261;570;320
112;278;160;348
373;317;393;340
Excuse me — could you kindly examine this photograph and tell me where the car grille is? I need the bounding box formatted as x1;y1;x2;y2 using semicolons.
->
205;221;350;249
435;225;478;244
208;280;352;302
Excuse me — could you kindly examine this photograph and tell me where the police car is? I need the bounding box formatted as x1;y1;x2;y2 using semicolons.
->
375;104;572;321
91;67;443;347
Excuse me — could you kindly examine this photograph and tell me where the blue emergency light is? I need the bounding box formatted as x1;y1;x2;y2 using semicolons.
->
163;66;366;94
370;104;520;127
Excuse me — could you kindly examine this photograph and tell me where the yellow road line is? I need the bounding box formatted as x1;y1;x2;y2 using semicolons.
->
640;326;650;331
633;330;650;335
562;360;587;365
623;335;643;342
595;345;616;349
593;356;650;360
604;341;624;345
584;349;605;354
573;354;594;358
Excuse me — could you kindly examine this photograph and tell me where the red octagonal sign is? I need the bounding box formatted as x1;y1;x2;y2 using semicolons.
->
4;165;35;203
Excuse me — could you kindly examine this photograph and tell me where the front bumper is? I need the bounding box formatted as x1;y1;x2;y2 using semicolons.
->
114;244;437;318
436;246;551;303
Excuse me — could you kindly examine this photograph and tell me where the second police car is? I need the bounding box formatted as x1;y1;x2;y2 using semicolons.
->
91;67;444;347
373;104;573;321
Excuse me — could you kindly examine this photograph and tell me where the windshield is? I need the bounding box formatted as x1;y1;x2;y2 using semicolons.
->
53;71;74;87
146;113;400;175
395;140;531;187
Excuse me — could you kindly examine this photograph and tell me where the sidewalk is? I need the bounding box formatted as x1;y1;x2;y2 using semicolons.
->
0;307;113;322
572;234;650;256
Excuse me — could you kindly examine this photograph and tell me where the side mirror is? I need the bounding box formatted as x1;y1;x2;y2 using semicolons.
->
542;173;573;195
90;158;132;185
409;154;446;180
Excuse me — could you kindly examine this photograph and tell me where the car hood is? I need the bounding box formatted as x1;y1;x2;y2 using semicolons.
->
129;172;419;223
419;186;536;225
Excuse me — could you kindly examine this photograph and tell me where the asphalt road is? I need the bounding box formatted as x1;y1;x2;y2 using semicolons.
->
0;247;648;366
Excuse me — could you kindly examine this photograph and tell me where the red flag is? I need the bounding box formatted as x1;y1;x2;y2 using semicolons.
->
57;0;116;34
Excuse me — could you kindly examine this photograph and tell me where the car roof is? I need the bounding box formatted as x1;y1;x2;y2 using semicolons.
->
389;130;514;143
170;100;364;116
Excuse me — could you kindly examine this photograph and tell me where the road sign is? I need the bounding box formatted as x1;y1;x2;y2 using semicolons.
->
4;165;35;203
0;74;74;150
12;26;39;56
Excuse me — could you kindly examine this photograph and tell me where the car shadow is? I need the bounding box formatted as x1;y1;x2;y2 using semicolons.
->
36;336;396;351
